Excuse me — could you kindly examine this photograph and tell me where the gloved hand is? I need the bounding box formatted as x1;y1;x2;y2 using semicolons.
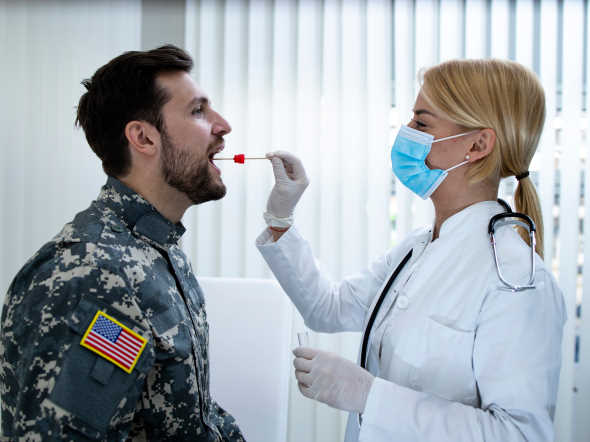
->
265;151;309;220
293;347;375;413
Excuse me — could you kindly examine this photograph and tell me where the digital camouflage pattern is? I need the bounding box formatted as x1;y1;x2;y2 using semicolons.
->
0;177;245;441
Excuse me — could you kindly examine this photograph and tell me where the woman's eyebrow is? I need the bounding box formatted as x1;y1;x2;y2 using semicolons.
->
413;109;437;118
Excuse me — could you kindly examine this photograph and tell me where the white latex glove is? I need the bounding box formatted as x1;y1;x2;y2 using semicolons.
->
293;347;375;413
265;151;309;219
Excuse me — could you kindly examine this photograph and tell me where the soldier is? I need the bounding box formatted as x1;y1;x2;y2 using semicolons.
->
0;45;245;441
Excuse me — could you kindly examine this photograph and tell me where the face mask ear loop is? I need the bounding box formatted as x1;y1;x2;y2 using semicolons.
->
444;159;470;173
432;129;479;144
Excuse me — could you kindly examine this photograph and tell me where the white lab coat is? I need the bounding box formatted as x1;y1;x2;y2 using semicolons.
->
256;201;566;442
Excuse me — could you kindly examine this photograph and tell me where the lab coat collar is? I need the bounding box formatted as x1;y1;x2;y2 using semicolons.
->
437;200;504;240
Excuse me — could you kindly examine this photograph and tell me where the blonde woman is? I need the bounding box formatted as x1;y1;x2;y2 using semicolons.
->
257;59;566;442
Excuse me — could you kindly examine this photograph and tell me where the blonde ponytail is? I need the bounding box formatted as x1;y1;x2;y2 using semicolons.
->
514;176;544;258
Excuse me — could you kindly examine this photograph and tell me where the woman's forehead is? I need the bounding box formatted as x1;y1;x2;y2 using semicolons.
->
411;94;439;119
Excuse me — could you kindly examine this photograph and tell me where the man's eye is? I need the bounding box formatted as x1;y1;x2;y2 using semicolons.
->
192;107;203;115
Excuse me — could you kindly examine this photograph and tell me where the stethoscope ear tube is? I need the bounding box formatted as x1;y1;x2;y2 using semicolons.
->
488;199;536;291
488;212;536;235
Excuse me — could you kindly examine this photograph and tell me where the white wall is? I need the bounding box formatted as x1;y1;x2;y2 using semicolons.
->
0;0;142;295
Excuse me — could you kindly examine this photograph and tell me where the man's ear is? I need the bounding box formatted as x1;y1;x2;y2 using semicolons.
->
124;120;160;157
467;128;496;162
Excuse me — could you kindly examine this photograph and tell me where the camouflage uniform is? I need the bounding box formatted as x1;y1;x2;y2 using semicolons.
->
0;177;245;441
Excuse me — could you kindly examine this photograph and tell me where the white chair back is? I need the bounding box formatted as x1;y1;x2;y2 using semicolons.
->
199;277;292;442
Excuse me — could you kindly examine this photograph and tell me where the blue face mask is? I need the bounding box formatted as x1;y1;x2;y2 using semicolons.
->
390;125;473;199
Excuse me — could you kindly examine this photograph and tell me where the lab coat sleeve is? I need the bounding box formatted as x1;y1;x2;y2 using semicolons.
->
359;270;566;442
256;227;408;333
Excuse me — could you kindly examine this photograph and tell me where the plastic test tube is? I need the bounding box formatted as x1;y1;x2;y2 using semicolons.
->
297;331;310;347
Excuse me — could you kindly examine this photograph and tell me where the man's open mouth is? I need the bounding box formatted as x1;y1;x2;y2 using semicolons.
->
208;144;224;172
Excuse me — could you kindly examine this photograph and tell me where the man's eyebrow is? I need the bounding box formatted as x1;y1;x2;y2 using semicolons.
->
413;109;437;117
187;96;209;109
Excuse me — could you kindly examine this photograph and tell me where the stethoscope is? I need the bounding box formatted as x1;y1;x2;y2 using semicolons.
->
489;199;537;292
357;199;536;424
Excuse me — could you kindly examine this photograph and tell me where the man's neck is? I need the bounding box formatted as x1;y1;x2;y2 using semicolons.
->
118;175;190;224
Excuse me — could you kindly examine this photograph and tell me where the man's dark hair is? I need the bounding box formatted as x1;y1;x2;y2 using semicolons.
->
75;44;193;177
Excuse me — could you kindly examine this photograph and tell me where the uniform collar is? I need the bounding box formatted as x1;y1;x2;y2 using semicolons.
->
437;200;504;239
97;177;186;246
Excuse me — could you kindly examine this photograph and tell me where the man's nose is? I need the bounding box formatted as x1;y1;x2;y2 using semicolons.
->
212;112;231;136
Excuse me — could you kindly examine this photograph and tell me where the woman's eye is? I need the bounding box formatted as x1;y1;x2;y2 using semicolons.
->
192;107;203;115
411;119;427;129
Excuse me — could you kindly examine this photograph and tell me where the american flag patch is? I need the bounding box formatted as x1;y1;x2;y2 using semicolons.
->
80;311;147;373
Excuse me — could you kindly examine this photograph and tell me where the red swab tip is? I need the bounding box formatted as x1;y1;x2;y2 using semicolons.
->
234;154;245;164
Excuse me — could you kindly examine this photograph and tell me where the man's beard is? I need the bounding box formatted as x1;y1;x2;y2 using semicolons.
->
160;129;226;205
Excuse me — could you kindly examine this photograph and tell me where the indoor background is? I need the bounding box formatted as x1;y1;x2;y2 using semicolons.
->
0;0;588;441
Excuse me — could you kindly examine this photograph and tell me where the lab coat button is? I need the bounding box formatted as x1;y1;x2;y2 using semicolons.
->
396;295;409;309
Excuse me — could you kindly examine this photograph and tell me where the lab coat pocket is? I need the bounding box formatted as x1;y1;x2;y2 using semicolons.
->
397;316;476;403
